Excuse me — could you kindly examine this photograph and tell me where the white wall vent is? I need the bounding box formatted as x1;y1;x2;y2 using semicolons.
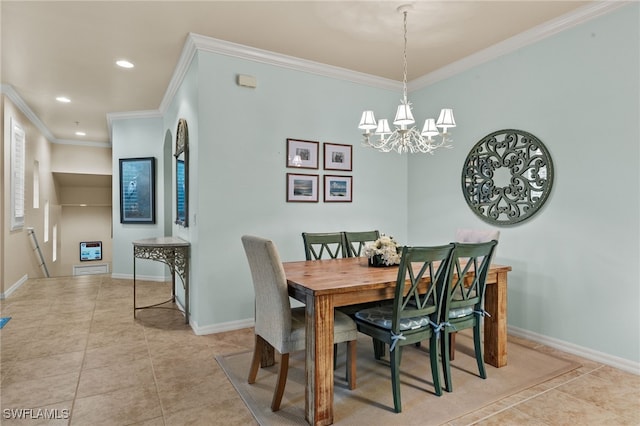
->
73;264;109;276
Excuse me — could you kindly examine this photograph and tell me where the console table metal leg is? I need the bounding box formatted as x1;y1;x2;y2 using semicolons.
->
133;255;137;319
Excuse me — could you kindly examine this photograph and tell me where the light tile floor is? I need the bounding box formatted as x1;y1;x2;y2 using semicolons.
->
1;275;638;425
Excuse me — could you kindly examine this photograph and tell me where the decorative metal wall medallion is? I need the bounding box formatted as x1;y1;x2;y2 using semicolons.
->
461;129;554;226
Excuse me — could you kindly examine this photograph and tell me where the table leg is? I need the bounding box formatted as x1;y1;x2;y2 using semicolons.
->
260;338;275;367
305;293;334;426
484;270;508;367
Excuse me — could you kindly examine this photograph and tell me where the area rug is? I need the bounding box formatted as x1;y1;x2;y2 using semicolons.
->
0;317;11;329
216;331;579;425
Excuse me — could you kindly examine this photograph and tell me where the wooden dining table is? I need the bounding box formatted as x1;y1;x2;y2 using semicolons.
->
279;256;512;426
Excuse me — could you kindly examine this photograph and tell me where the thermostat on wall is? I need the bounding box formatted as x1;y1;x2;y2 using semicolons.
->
237;74;257;88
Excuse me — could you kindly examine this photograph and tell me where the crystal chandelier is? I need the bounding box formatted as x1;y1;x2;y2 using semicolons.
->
358;5;456;154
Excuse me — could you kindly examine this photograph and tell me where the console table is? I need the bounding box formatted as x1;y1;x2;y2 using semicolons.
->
133;237;190;323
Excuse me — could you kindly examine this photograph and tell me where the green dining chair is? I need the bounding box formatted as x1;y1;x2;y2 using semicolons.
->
302;232;348;260
354;244;455;413
344;230;380;257
301;231;354;368
448;229;500;360
241;235;357;411
440;240;498;393
340;230;385;320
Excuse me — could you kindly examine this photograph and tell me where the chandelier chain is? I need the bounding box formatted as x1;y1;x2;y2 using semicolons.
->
402;10;408;104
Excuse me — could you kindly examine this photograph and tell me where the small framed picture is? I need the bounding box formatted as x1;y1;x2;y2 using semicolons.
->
324;143;352;171
324;175;352;202
119;157;156;224
287;173;319;202
286;138;319;169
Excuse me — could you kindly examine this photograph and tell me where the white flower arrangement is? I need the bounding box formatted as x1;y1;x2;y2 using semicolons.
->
364;234;401;266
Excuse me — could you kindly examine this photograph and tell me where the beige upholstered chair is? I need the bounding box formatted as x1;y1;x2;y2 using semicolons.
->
449;228;500;360
241;235;357;411
455;228;500;245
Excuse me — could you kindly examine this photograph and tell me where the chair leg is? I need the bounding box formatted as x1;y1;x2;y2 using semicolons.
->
373;338;385;360
441;331;453;392
271;353;290;411
248;335;264;384
430;334;442;396
346;339;357;390
450;332;456;361
390;346;402;413
473;323;486;379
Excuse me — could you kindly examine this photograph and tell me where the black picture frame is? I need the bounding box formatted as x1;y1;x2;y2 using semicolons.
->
324;175;353;202
286;173;319;202
323;142;353;171
286;138;319;169
119;157;156;224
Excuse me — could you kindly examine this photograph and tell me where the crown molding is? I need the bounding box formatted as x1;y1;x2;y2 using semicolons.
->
158;33;200;114
106;110;163;126
409;1;630;91
2;84;110;147
54;139;111;148
187;32;402;93
1;84;56;143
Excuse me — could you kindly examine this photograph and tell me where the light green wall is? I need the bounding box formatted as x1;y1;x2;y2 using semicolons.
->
407;4;639;362
111;116;166;279
162;54;199;315
191;53;408;327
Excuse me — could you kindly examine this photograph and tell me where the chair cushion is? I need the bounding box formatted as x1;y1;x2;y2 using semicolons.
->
448;306;474;319
355;305;431;331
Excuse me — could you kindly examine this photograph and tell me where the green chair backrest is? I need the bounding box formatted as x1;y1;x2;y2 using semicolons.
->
344;230;380;257
302;232;348;260
445;240;498;317
392;244;455;334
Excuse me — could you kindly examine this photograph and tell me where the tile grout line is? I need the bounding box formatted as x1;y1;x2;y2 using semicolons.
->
465;362;604;425
140;298;168;426
67;275;103;426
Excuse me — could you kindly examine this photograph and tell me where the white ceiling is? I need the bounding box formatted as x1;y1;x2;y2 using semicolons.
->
2;1;597;146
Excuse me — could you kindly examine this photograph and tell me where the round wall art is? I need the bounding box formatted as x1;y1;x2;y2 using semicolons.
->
461;129;554;226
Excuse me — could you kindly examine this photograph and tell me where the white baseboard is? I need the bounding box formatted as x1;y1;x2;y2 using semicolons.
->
508;325;639;375
192;317;255;336
110;273;168;282
1;274;28;299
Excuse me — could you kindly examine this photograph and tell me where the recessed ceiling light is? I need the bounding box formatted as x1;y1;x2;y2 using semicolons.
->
116;59;134;69
75;131;86;136
56;96;71;103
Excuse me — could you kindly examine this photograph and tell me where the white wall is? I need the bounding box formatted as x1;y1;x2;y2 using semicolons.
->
407;4;639;363
2;95;60;288
60;206;112;276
